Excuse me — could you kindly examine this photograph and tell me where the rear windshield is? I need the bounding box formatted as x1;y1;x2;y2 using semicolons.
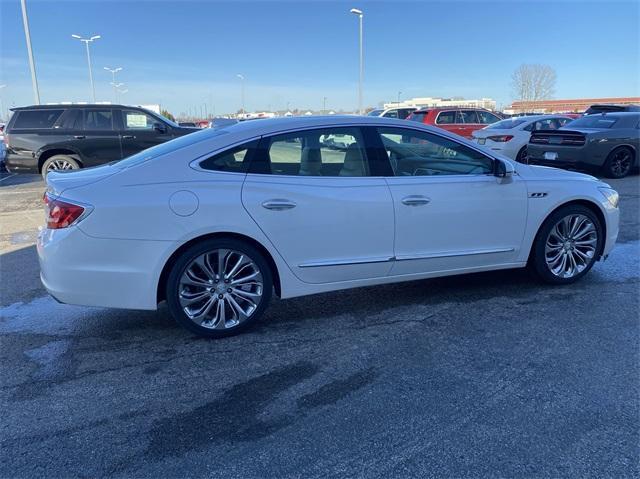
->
408;112;427;123
113;128;230;169
367;109;384;116
566;115;618;129
12;109;64;129
487;118;527;129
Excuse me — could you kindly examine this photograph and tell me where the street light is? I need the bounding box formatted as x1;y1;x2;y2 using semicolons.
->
110;82;125;103
397;91;402;105
72;34;101;102
236;74;245;115
350;7;363;114
104;66;122;103
20;0;40;104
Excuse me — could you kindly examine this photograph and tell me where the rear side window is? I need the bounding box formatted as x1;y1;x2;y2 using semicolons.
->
83;109;113;130
199;140;258;173
458;110;479;124
13;109;64;129
477;110;501;124
408;112;427;123
256;127;369;177
435;111;456;124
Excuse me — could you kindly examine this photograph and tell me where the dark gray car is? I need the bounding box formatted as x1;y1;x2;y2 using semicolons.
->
527;112;640;178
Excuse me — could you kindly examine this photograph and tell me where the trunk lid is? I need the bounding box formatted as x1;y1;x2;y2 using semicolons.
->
45;163;119;197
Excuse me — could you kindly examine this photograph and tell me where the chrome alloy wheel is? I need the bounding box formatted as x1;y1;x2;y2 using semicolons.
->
545;214;598;278
178;249;264;329
47;159;76;171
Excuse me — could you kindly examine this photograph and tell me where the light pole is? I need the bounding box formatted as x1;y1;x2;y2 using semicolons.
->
110;82;124;103
20;0;40;104
397;91;402;105
323;96;327;114
350;8;363;114
236;74;245;115
72;34;101;102
104;66;122;103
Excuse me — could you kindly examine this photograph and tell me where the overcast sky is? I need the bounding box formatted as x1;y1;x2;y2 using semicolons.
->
1;0;639;116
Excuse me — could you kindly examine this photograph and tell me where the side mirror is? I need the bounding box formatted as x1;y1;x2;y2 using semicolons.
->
494;158;515;178
153;122;167;133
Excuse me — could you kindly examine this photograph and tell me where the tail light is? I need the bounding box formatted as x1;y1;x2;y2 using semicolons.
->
487;135;514;142
43;193;90;229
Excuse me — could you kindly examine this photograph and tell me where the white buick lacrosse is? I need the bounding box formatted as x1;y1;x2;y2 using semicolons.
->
39;116;619;338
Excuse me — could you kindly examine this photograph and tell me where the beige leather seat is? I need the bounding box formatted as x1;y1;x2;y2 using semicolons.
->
339;144;366;176
299;136;322;176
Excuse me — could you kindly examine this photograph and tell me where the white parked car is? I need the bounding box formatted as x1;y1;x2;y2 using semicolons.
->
367;106;417;119
472;115;573;162
39;116;619;338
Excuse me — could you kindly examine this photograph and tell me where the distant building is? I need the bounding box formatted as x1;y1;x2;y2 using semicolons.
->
383;97;497;111
506;97;640;114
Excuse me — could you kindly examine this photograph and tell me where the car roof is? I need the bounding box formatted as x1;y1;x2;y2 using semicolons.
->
197;114;456;139
413;107;493;113
585;111;640;118
10;104;144;111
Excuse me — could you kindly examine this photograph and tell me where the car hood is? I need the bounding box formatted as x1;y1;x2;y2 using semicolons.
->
515;162;600;182
46;163;119;197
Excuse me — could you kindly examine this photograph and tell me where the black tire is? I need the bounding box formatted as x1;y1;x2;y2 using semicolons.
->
529;204;603;285
165;238;273;338
41;155;80;178
516;146;528;163
602;146;634;179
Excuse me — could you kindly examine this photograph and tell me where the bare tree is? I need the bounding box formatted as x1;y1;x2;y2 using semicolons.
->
511;64;557;111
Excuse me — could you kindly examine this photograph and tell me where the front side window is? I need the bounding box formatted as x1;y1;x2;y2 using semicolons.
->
199;140;258;173
435;111;456;124
83;109;113;130
13;109;64;129
122;110;159;130
477;110;501;124
258;127;369;177
377;127;494;176
458;110;479;124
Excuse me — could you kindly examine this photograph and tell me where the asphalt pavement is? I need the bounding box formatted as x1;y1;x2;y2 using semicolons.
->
1;171;638;478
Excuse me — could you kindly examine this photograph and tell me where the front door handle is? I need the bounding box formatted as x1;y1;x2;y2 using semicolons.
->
73;135;86;139
262;199;297;211
401;195;431;206
122;135;136;139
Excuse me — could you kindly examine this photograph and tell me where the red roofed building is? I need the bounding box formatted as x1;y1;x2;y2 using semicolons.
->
507;97;640;114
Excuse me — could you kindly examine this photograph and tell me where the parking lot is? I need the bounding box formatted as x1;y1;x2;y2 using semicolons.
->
1;171;638;477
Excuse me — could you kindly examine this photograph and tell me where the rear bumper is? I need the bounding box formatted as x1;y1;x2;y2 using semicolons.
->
38;225;176;310
526;144;603;172
5;152;39;174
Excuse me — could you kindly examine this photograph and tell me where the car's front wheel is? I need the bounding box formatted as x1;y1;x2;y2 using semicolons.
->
166;238;273;338
530;205;602;284
41;155;80;178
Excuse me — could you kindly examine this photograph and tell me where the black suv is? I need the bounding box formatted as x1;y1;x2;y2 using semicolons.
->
4;104;198;177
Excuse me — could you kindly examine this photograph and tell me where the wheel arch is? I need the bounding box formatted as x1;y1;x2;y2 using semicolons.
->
528;199;607;263
156;232;282;304
606;143;636;162
37;148;83;172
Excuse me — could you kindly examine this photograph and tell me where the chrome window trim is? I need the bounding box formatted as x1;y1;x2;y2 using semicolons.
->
395;247;515;262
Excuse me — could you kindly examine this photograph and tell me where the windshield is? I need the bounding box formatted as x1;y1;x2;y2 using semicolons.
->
367;109;384;116
565;115;619;129
487;118;528;129
114;128;229;169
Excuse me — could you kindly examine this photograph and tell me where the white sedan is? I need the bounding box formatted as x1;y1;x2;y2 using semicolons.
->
39;116;619;338
472;115;574;162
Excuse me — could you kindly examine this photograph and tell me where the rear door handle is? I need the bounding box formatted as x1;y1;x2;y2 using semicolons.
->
122;135;135;139
401;195;431;206
262;199;297;211
73;135;86;139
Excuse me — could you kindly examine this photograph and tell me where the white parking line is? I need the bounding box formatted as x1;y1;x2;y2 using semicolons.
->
0;174;17;182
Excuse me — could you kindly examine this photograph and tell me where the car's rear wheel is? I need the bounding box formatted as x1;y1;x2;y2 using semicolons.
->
516;146;528;163
166;238;272;338
603;147;634;178
530;205;602;284
42;155;80;178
